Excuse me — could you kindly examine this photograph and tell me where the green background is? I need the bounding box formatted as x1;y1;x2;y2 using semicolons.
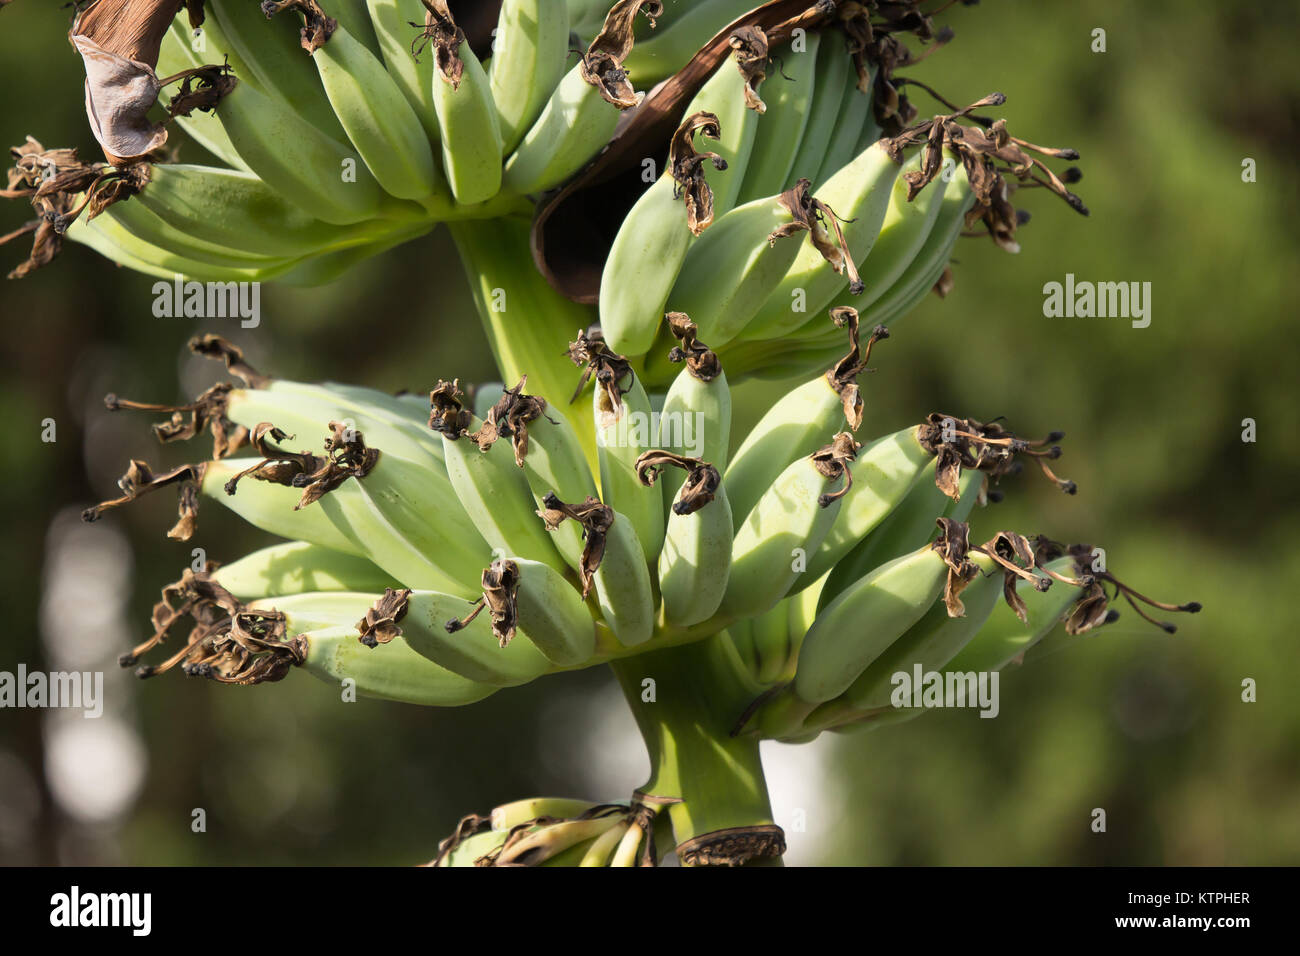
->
0;0;1296;865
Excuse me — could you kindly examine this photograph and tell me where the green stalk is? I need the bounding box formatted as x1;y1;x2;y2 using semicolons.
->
611;635;784;867
448;216;600;474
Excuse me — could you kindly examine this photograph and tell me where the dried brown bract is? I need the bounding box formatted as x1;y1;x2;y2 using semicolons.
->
634;450;720;515
426;813;494;867
931;516;976;617
1034;538;1202;635
82;459;206;541
665;311;721;381
189;333;271;387
222;420;380;510
579;0;663;108
412;0;465;87
669;111;727;236
2;137;148;276
104;382;249;460
357;587;412;648
536;493;614;598
825;308;888;430
469;376;552;466
428;378;472;438
811;432;861;508
917;413;1074;500
121;567;306;684
262;0;337;53
883;93;1086;253
727;25;770;113
163;62;237;119
568;328;634;424
768;178;862;293
445;559;521;647
973;530;1053;623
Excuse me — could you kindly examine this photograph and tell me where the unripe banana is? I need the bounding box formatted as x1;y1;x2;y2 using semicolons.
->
440;421;569;574
819;464;982;613
512;558;597;665
157;20;252;170
784;33;848;185
648;457;733;627
366;587;552;686
97;199;287;269
312;25;442;202
794;538;961;704
494;812;627;866
430;35;505;204
600;108;735;357
791;424;935;592
620;0;759;83
750;598;797;685
366;0;440;139
435;826;509;866
735;32;820;206
812;70;876;188
214;80;390;225
303;625;497;706
132;165;379;259
512;407;600;572
491;797;602;831
945;556;1082;674
212;540;393;600
655;314;731;505
827;550;1003;718
714;438;855;622
579;819;631;866
593;372;664;564
744;141;904;340
205;0;349;142
66;214;291;283
666;190;808;349
246;590;381;632
722;319;887;528
489;0;571;153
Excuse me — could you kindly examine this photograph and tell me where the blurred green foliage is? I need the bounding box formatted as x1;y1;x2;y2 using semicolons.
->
0;0;1296;865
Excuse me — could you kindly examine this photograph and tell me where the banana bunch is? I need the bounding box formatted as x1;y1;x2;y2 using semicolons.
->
429;796;668;866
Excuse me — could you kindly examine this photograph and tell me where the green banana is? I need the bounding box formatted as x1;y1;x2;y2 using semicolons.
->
784;32;848;186
132;165;380;259
666;188;808;349
819;462;983;613
212;79;390;225
366;0;441;140
312;25;442;202
489;0;571;153
157;19;253;170
794;527;969;703
791;424;936;592
813;67;875;188
641;455;733;627
593;371;665;565
211;540;394;599
722;317;887;528
367;588;552;686
304;625;497;706
714;435;856;622
579;819;631;866
655;313;731;506
430;35;505;204
510;406;601;573
735;32;820;206
66;213;291;282
743;141;904;340
491;797;602;831
97;199;287;269
511;558;598;666
503;0;660;195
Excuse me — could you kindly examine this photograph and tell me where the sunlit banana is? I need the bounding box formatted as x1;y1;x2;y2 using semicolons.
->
490;796;602;831
210;540;394;600
743;141;905;340
427;8;505;204
503;0;660;196
366;0;440;140
312;24;442;202
655;313;731;506
784;32;848;185
637;452;733;627
735;32;820;206
361;586;551;686
714;433;858;622
722;315;887;527
812;66;876;188
96;198;288;270
599;112;727;358
579;818;631;866
537;494;655;647
591;368;664;564
489;0;571;153
666;186;809;350
492;809;627;866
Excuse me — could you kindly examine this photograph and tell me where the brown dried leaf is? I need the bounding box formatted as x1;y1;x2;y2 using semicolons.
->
357;587;411;647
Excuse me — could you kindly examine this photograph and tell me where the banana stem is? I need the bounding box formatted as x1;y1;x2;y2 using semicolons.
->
611;636;784;867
